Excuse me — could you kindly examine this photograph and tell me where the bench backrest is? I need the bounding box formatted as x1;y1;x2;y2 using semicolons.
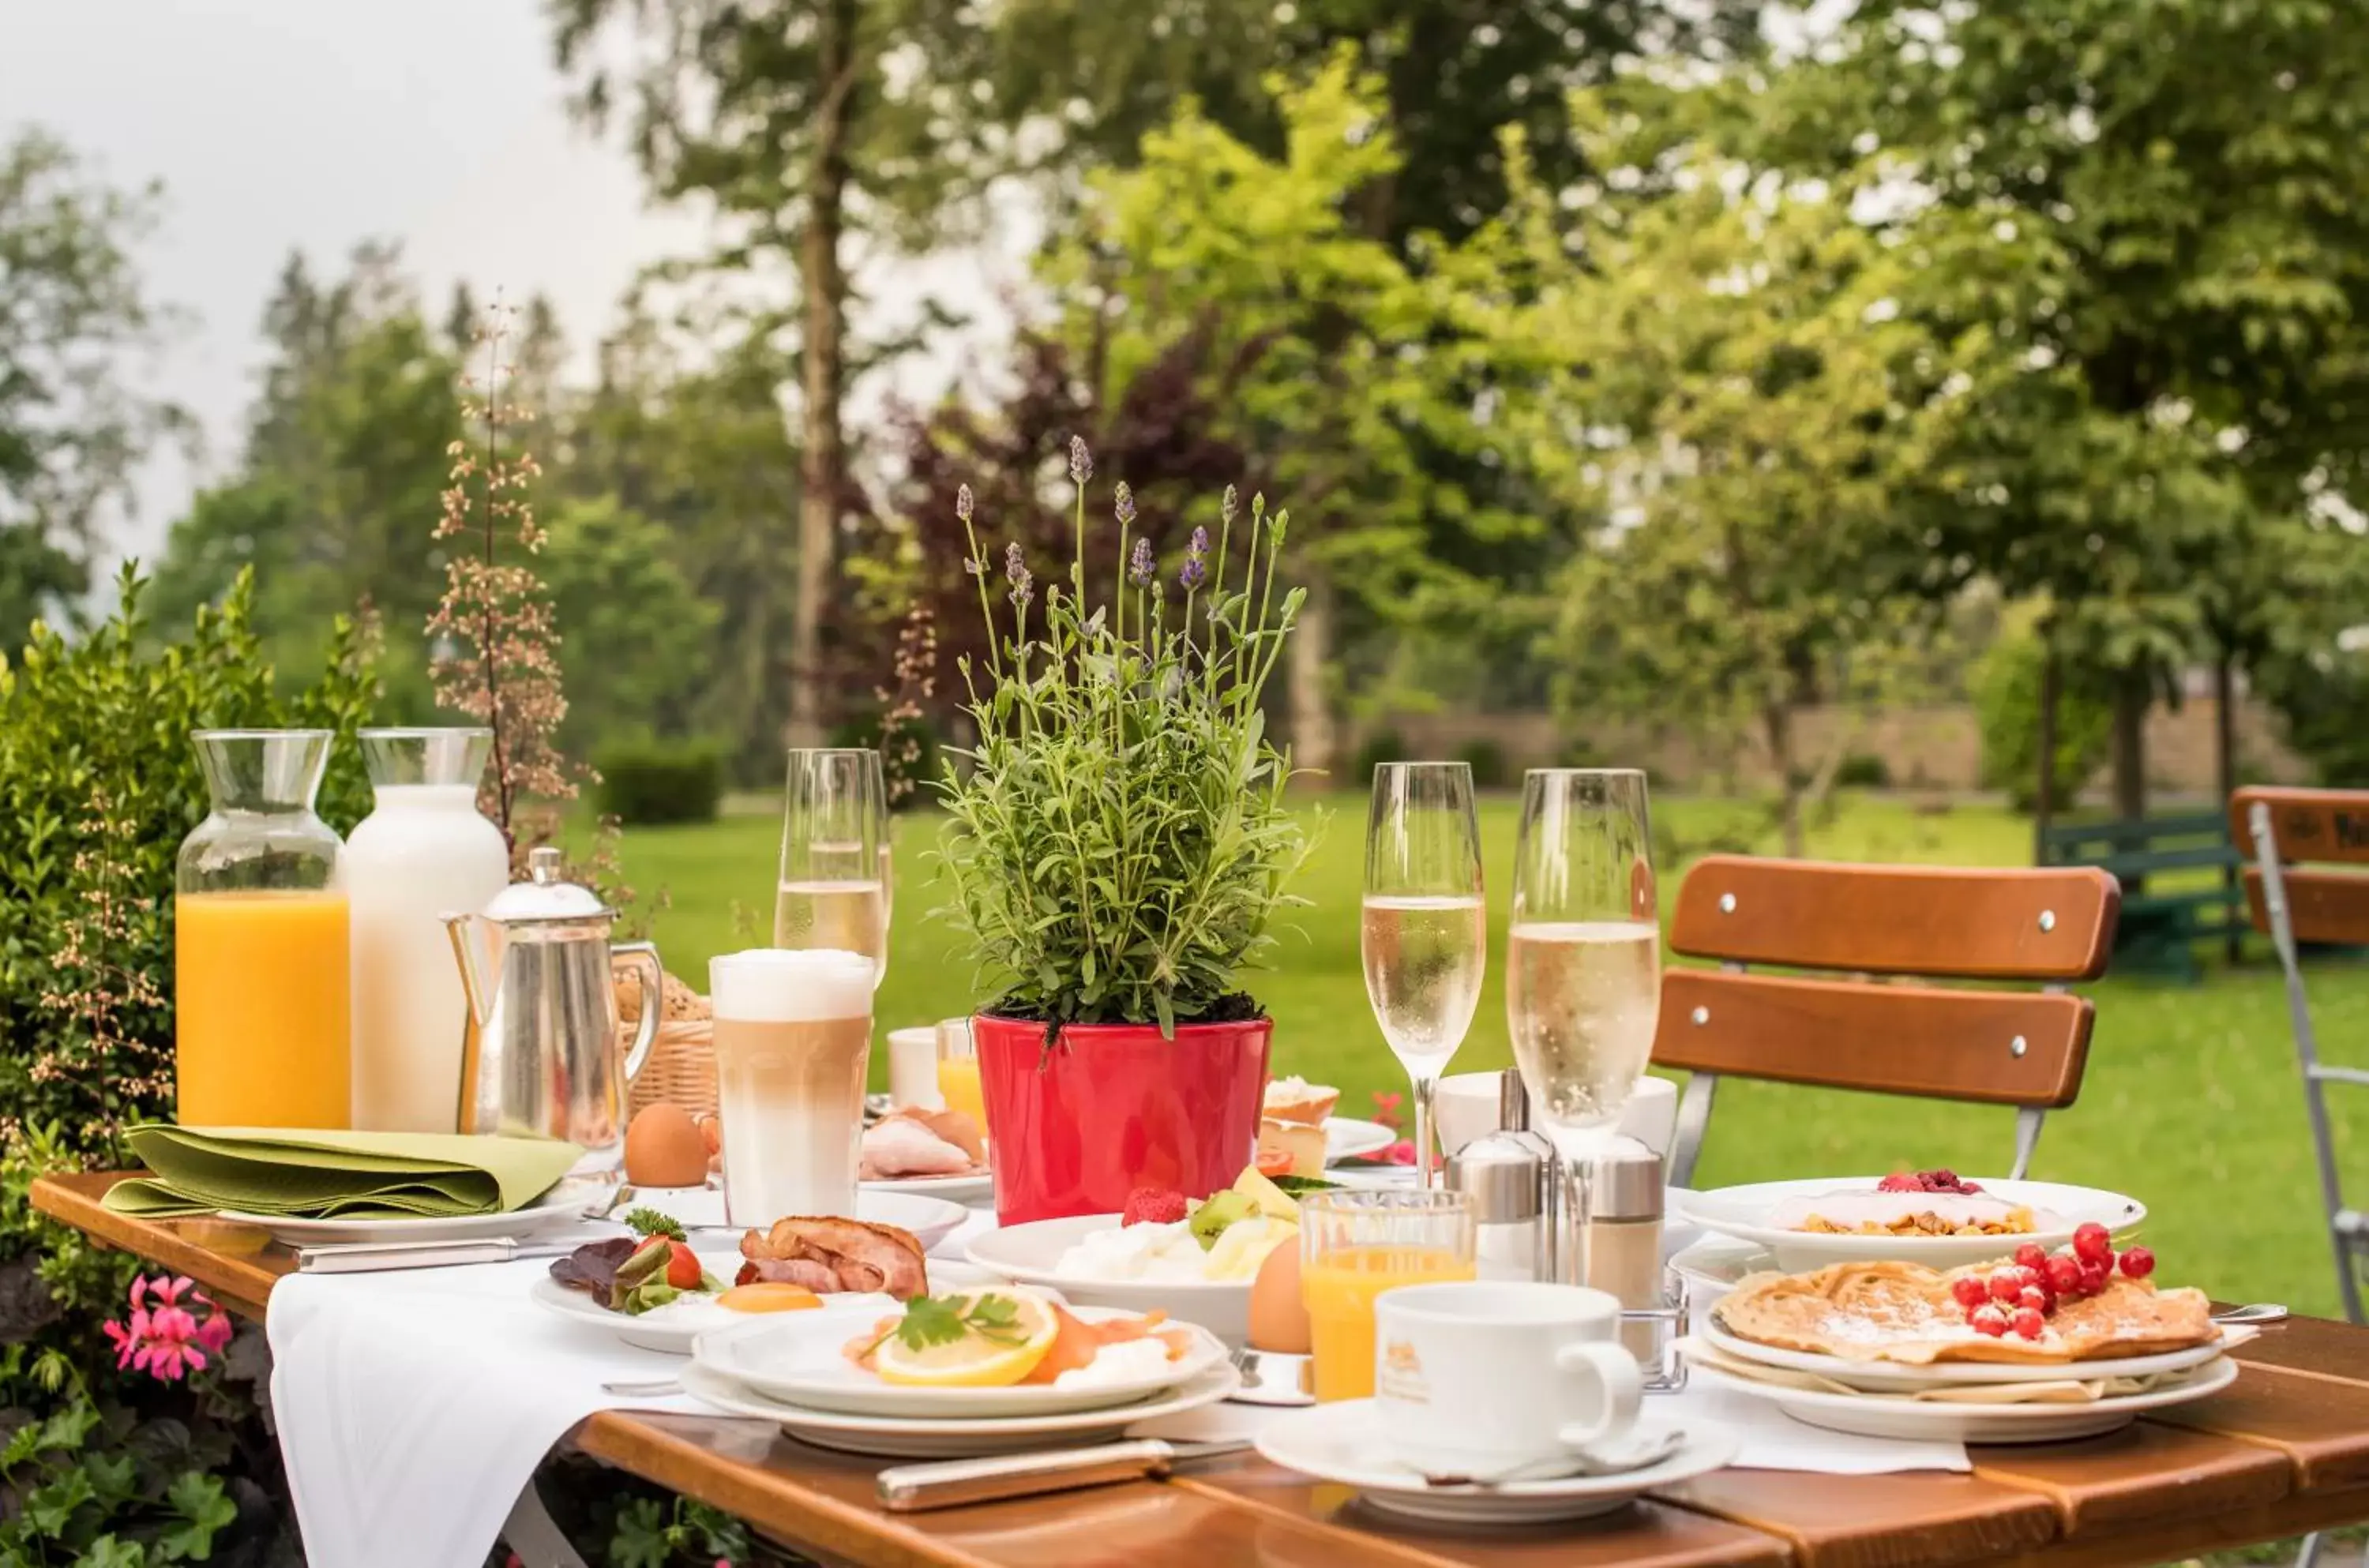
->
1654;856;2121;1110
2231;786;2369;943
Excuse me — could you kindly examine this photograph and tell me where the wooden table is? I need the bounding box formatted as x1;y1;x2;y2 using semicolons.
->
35;1170;2369;1568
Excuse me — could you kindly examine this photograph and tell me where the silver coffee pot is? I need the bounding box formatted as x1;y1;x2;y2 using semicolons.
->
443;846;663;1167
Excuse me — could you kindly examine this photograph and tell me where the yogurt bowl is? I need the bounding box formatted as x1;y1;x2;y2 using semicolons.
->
966;1214;1274;1346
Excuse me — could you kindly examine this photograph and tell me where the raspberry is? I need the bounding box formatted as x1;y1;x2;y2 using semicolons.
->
1122;1187;1188;1226
1950;1275;1990;1311
2014;1242;2048;1272
2073;1222;2113;1265
1970;1303;2010;1336
2045;1255;2084;1296
2118;1246;2156;1279
2010;1306;2047;1340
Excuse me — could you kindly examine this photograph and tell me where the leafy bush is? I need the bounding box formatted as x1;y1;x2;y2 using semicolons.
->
1455;737;1511;789
1973;624;2110;812
1350;728;1406;786
1834;752;1892;789
2253;647;2369;788
594;743;725;825
937;454;1312;1030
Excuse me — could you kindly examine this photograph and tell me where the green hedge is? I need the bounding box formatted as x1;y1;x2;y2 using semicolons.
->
595;742;726;824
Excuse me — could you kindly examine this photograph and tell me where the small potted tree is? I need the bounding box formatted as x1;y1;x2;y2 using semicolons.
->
939;439;1311;1224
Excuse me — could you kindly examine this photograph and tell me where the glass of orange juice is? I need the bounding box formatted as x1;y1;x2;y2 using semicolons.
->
175;729;351;1129
934;1018;986;1135
1302;1189;1477;1401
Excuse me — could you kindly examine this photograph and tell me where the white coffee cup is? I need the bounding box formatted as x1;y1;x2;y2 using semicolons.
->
886;1026;942;1110
1372;1281;1644;1480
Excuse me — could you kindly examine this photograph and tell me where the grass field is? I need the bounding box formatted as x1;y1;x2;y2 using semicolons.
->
599;792;2367;1319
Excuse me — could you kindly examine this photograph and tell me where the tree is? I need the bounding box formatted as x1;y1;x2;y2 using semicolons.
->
539;493;721;756
0;129;186;647
552;0;999;746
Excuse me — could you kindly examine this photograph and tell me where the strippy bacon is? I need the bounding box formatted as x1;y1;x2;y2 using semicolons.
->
740;1216;930;1300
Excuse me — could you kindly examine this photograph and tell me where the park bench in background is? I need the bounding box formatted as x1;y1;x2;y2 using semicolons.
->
1654;855;2121;1187
2036;812;2244;982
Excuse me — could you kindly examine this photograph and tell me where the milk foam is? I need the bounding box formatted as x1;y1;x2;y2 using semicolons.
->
709;947;873;1022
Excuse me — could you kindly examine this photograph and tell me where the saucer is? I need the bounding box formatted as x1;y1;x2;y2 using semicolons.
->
1254;1404;1738;1526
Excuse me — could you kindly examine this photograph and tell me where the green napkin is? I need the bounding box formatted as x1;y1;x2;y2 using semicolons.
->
103;1126;585;1221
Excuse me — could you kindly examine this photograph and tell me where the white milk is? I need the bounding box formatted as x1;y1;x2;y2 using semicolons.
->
347;783;508;1131
710;948;876;1224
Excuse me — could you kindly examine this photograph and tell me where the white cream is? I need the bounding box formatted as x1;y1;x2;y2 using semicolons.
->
1051;1337;1181;1390
1055;1221;1214;1282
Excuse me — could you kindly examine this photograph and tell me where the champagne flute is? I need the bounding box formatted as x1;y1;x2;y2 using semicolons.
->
1362;761;1487;1187
775;748;888;988
1507;769;1661;1240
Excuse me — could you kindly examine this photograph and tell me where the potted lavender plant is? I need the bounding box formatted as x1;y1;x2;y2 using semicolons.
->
939;439;1311;1224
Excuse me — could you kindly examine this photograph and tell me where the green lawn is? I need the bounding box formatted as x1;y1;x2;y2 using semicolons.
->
601;792;2363;1319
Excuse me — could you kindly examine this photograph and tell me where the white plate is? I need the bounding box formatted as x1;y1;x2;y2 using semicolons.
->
965;1214;1258;1345
1256;1405;1739;1526
862;1172;993;1203
678;1357;1240;1458
1699;1315;2249;1392
1690;1352;2237;1444
1325;1117;1396;1165
692;1303;1230;1417
840;1190;971;1254
216;1177;601;1246
580;1185;971;1255
1676;1177;2146;1272
530;1256;893;1354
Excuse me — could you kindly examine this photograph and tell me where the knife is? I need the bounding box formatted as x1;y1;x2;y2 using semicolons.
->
875;1439;1248;1512
295;1238;580;1273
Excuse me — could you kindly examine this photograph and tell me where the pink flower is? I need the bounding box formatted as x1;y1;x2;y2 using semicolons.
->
1370;1090;1403;1131
102;1274;233;1383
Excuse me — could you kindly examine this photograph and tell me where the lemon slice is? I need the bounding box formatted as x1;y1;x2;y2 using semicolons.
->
872;1289;1061;1388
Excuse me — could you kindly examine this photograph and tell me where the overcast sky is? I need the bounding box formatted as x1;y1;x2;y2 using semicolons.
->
0;0;1033;574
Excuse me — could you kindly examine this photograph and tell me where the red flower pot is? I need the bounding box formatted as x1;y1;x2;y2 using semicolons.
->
973;1013;1272;1225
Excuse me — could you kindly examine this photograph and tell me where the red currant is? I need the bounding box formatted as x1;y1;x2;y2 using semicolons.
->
2118;1246;2156;1279
2017;1285;2049;1312
2010;1306;2047;1340
2014;1242;2048;1272
2073;1222;2113;1265
1988;1267;2024;1303
1971;1303;2011;1337
2011;1264;2044;1291
2077;1261;2110;1297
2045;1255;2083;1296
1950;1275;1991;1310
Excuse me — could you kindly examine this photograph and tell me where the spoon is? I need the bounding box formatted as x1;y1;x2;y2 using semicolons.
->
2213;1303;2288;1325
602;1377;683;1397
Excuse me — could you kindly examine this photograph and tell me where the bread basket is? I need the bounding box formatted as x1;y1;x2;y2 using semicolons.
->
620;970;716;1121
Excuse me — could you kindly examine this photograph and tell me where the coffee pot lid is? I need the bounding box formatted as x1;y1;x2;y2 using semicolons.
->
482;846;613;926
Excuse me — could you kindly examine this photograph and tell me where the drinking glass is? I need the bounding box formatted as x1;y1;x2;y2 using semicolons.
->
1507;769;1661;1255
1301;1189;1477;1401
775;748;888;987
1362;762;1487;1186
710;947;877;1223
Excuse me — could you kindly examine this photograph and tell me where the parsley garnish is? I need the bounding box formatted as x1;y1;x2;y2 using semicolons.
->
868;1293;1031;1358
624;1207;687;1242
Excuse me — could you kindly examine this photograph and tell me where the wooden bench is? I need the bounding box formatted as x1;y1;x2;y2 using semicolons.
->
2036;812;2245;982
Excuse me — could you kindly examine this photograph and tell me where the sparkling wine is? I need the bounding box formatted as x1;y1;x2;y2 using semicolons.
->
772;879;887;975
1361;895;1487;1075
1506;920;1661;1132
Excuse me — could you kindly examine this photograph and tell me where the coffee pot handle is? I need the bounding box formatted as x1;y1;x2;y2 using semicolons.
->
613;941;664;1083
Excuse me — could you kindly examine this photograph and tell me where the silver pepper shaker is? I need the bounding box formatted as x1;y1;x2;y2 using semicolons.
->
1582;1135;1665;1364
1444;1071;1560;1282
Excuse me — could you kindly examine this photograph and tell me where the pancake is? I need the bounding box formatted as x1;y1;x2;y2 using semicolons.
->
1714;1259;2215;1365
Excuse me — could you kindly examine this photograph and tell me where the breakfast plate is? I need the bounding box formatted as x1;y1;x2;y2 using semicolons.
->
215;1176;604;1247
618;1186;972;1255
1256;1405;1740;1525
1324;1118;1396;1165
692;1305;1231;1418
1699;1315;2251;1392
676;1358;1241;1458
1689;1353;2239;1444
966;1214;1263;1345
1677;1177;2145;1272
862;1172;993;1203
530;1258;892;1354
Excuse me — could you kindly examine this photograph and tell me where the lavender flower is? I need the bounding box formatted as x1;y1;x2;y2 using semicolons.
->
1128;535;1154;587
1221;484;1239;526
1181;526;1209;590
1113;482;1136;526
955;482;974;523
1005;542;1034;607
1069;436;1093;485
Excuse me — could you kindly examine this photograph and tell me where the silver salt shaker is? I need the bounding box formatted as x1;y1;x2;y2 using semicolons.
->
1444;1071;1560;1282
1583;1135;1665;1364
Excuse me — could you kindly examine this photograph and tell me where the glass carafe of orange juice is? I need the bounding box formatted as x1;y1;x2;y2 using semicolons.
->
175;729;351;1128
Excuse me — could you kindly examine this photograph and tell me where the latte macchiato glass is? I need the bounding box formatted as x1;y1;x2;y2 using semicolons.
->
709;947;877;1224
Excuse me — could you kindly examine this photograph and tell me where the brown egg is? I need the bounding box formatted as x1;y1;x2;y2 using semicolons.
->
623;1103;709;1187
1247;1236;1311;1354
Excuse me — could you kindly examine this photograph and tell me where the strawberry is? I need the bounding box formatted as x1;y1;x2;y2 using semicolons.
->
1123;1186;1189;1226
665;1239;702;1291
1875;1172;1923;1193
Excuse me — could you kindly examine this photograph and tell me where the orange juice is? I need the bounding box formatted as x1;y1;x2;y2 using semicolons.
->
937;1055;987;1130
175;890;352;1127
1303;1244;1477;1401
